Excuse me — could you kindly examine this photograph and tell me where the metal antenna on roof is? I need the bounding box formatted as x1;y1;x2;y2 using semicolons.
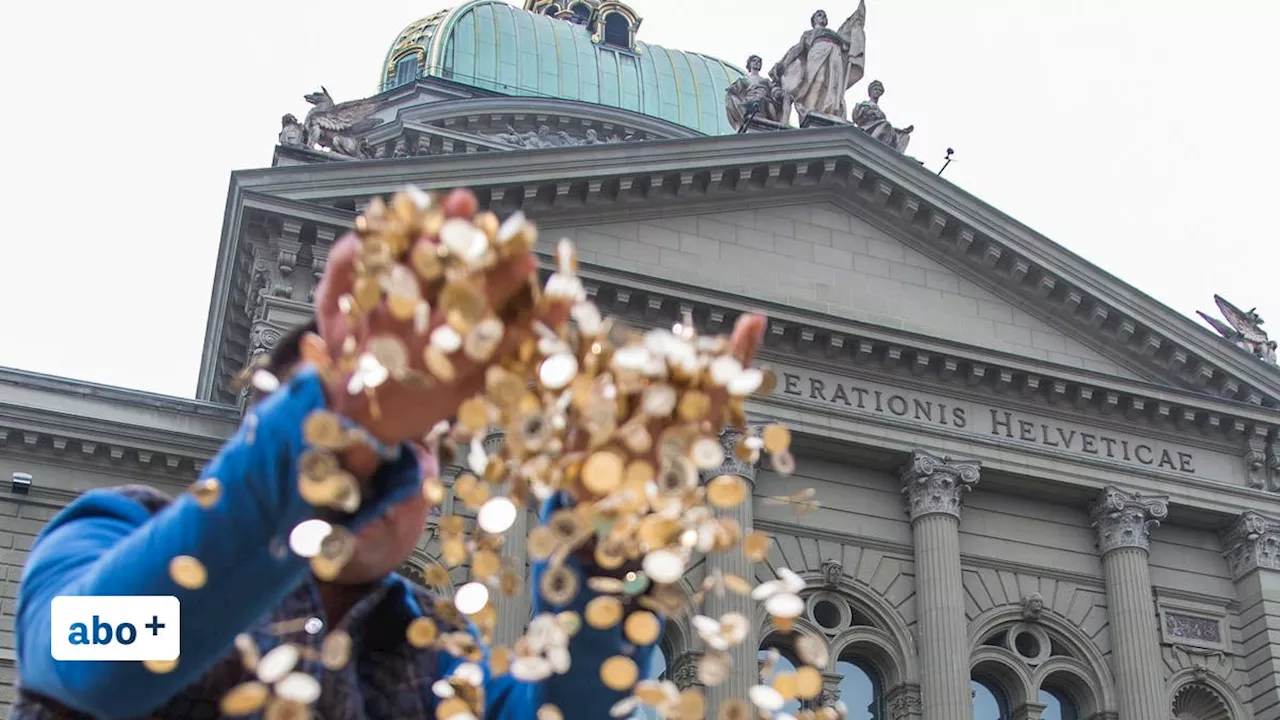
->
937;148;955;176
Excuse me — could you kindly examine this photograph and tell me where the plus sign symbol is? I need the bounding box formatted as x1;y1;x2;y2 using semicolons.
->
50;596;181;662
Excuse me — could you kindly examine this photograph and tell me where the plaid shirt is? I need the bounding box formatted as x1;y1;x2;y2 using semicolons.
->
11;486;456;720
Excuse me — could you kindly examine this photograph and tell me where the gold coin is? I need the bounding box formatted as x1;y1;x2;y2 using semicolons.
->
411;241;442;281
442;538;468;567
635;681;668;705
717;699;749;720
600;655;639;691
585;596;624;629
677;688;707;720
440;282;487;326
582;450;625;495
436;697;471;720
143;657;178;674
794;665;823;699
302;410;346;449
352;276;382;311
742;531;770;562
191;478;222;509
422;476;446;505
547;510;581;541
706;475;747;509
320;629;353;670
759;368;778;395
491;645;512;676
406;617;438;648
425;563;451;587
796;634;829;668
677;391;711;422
264;698;312;720
528;526;557;560
169;555;207;590
723;573;753;595
220;681;270;716
623;611;660;646
536;704;564;720
457;396;492;435
485;366;525;408
424;346;456;382
540;565;579;606
773;671;798;700
762;424;792;454
472;549;500;579
464;318;505;362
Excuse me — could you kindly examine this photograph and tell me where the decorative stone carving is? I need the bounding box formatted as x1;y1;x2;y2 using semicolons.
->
484;124;625;149
1221;511;1280;579
1088;486;1168;554
1169;644;1232;681
899;449;981;521
1021;591;1045;621
851;80;913;152
699;426;761;485
1171;682;1232;720
301;87;384;158
249;326;282;359
1246;435;1267;489
1164;614;1222;644
771;2;867;120
1197;294;1277;365
725;55;786;132
668;651;702;690
278;114;305;147
815;686;842;708
821;558;843;587
886;683;923;720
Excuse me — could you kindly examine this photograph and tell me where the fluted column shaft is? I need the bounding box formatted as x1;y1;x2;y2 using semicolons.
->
901;450;981;720
1090;487;1169;720
702;428;760;713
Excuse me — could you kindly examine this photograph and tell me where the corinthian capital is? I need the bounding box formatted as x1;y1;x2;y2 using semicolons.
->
1088;486;1168;555
699;426;762;485
900;449;981;521
1221;511;1280;580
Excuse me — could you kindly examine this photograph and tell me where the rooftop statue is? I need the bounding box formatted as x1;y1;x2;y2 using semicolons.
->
278;114;305;148
851;80;913;152
302;87;384;158
1198;295;1278;365
770;2;867;121
725;55;787;132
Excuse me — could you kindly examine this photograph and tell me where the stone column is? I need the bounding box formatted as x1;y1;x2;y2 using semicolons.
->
1011;702;1047;720
1222;512;1280;720
886;683;923;720
1088;487;1169;720
900;450;981;720
700;427;760;713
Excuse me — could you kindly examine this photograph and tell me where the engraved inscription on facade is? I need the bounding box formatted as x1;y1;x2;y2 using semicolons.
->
777;370;1201;475
1165;613;1222;644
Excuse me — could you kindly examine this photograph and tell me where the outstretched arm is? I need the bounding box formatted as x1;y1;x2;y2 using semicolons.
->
15;367;425;720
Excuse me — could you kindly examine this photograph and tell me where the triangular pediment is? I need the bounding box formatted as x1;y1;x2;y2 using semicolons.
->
559;200;1149;383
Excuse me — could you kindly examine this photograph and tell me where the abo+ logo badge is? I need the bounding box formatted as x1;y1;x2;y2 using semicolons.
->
50;596;180;661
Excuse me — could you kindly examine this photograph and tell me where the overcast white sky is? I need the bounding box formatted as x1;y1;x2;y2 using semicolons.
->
0;1;1276;399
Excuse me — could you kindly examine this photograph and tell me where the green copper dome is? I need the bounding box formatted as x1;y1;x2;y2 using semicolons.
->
381;0;744;136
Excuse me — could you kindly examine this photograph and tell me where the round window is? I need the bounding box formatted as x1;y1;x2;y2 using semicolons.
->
1005;623;1051;666
813;599;843;630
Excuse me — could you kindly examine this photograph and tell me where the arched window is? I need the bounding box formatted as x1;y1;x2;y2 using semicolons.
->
394;54;421;88
570;2;592;24
602;13;630;48
1039;689;1078;720
836;658;880;720
972;679;1008;720
758;647;803;716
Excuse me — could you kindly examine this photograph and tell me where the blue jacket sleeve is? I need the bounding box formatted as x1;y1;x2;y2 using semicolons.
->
14;367;426;720
438;493;661;720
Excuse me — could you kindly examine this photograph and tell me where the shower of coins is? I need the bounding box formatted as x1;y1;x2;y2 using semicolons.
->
175;186;846;720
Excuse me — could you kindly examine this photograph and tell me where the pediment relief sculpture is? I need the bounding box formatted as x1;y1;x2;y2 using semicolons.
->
483;124;627;149
770;2;867;121
725;54;786;132
1198;294;1277;365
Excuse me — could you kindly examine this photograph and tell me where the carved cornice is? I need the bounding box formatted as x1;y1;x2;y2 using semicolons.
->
698;426;761;485
1221;511;1280;579
668;650;702;690
223;123;1280;406
886;682;923;720
1088;486;1169;554
899;449;981;521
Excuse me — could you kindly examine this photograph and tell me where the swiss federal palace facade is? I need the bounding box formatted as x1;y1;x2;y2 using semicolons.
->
2;2;1280;720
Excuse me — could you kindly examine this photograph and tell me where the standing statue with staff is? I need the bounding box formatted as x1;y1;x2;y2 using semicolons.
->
770;1;867;122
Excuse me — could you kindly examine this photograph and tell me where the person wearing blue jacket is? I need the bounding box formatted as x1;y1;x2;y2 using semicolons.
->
11;191;767;720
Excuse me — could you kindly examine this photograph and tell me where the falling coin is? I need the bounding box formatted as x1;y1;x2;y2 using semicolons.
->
600;655;639;692
302;411;346;450
407;617;439;648
191;477;222;508
169;555;207;590
220;681;270;716
795;665;824;699
585;596;624;630
742;531;770;562
143;657;178;674
321;629;353;670
623;611;661;646
257;644;299;684
706;475;747;509
540;565;579;606
582;450;625;495
717;699;749;720
762;424;792;454
275;672;322;705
